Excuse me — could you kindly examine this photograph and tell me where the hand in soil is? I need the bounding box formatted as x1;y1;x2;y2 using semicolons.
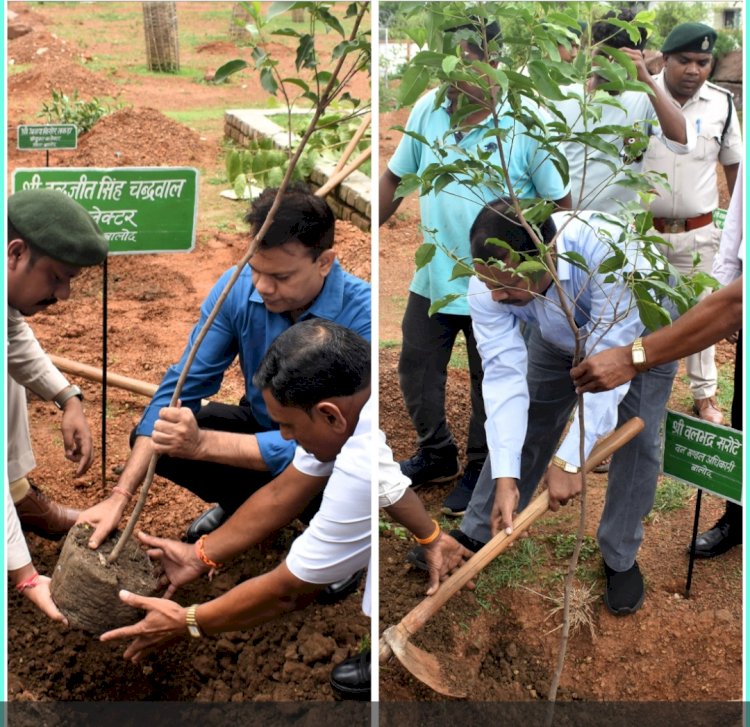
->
545;466;583;512
138;530;209;598
60;397;94;476
77;495;128;549
423;532;475;595
491;477;520;537
22;574;69;626
100;590;187;663
152;404;203;460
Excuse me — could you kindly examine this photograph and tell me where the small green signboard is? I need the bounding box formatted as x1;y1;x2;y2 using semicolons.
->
712;208;727;230
662;409;742;504
13;167;199;254
17;124;78;150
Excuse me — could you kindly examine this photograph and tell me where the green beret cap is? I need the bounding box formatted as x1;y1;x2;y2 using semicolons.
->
661;22;717;54
8;188;108;267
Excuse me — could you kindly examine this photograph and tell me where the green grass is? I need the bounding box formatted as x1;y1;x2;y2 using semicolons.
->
379;518;408;540
547;533;598;561
379;339;400;350
677;358;734;414
651;476;691;514
163;107;228;135
474;537;545;605
448;332;470;370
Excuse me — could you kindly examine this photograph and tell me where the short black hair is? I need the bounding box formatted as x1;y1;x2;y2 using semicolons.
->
470;198;557;261
244;183;335;260
592;9;647;51
253;319;370;414
445;16;502;59
7;220;43;265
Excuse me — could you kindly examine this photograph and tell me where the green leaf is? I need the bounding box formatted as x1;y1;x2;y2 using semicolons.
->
442;55;459;74
225;151;242;183
267;2;298;20
395;174;421;199
429;294;462;316
280;77;310;93
558;251;589;270
636;298;671;332
397;65;432;106
212;59;248;84
260;67;278;95
527;60;566;101
415;243;436;269
449;261;475;280
295;34;316;70
515;260;548;274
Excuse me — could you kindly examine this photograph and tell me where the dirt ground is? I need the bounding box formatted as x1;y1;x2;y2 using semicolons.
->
378;104;742;703
7;2;370;703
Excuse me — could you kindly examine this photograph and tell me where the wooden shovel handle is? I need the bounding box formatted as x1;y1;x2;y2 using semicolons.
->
397;416;645;637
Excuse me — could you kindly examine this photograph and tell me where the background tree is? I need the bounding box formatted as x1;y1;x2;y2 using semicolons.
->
142;1;180;73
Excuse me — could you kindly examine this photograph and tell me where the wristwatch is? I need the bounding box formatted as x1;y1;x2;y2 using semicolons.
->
53;384;83;410
631;337;648;372
552;455;580;474
185;604;203;638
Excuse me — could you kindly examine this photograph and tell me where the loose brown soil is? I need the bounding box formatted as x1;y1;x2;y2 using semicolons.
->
378;100;742;702
8;2;370;703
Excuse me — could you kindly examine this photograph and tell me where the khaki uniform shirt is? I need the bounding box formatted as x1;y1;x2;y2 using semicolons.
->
645;72;743;218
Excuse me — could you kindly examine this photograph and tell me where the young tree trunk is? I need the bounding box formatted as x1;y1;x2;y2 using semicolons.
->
228;2;251;41
142;1;180;73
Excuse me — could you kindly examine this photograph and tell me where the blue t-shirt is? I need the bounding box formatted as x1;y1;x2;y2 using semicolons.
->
136;260;371;475
388;88;569;316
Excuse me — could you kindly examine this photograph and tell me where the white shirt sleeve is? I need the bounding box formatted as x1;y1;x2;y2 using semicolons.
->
712;161;744;286
6;479;32;571
378;430;410;508
469;276;529;479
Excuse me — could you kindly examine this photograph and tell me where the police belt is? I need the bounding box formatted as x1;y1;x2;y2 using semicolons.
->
652;212;714;234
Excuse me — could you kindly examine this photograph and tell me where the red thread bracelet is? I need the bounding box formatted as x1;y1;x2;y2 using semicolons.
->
16;572;40;593
195;535;223;569
112;486;133;500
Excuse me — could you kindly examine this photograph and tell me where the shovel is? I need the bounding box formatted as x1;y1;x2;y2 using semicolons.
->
379;416;645;697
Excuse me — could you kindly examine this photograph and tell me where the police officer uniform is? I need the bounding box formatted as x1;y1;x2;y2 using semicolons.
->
643;22;743;422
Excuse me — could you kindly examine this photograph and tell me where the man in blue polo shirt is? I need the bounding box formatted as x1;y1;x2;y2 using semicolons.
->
79;185;371;548
380;17;570;516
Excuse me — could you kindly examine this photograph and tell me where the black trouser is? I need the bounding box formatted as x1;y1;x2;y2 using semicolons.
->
398;292;487;467
131;398;322;521
725;331;742;528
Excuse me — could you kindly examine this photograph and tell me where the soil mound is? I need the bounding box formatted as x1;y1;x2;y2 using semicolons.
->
9;60;120;99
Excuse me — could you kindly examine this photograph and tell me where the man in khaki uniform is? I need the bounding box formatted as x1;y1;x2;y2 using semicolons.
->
643;22;742;424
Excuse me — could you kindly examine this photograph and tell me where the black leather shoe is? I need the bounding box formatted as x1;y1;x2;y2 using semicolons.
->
330;650;370;701
185;505;227;544
603;560;644;616
317;569;365;605
406;529;485;571
688;519;742;558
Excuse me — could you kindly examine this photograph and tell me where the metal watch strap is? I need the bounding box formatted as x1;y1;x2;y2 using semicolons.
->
552;455;580;474
186;604;203;638
54;385;83;410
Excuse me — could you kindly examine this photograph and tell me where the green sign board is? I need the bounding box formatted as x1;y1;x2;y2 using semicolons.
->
712;208;728;230
662;410;742;504
17;124;78;150
13;168;199;255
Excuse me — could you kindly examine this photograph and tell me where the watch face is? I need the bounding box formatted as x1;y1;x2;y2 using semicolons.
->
188;624;201;638
633;349;646;365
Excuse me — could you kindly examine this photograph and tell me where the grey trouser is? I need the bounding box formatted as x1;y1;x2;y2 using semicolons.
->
399;292;487;466
461;327;677;571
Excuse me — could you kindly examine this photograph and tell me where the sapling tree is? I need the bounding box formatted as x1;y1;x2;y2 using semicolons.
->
384;0;716;705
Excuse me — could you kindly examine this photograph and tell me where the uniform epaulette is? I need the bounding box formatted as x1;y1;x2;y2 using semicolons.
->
705;80;734;98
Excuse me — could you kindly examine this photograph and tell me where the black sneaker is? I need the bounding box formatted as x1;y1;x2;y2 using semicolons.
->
603;560;645;616
406;528;485;571
441;461;483;517
399;446;461;488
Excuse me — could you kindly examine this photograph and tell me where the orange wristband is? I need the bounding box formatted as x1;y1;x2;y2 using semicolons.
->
414;519;441;545
195;535;223;569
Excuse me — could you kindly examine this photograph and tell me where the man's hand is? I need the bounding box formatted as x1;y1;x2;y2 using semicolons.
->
100;590;188;663
571;346;636;394
545;466;583;512
619;47;650;83
60;397;94;476
78;495;128;549
20;574;68;625
422;532;474;596
137;531;209;598
152;405;203;460
490;477;520;537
